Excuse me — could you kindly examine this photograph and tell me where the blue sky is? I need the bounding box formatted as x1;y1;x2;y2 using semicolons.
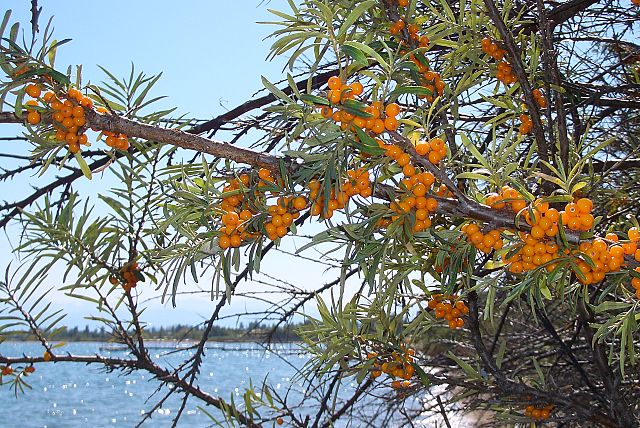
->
1;1;364;329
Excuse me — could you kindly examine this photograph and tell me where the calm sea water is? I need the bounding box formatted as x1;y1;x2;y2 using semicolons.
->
0;341;317;427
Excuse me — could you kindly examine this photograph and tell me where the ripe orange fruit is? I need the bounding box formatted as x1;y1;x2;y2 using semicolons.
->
576;198;593;214
384;116;399;131
219;235;231;250
25;83;41;98
327;76;342;90
26;111;41;125
385;103;400;117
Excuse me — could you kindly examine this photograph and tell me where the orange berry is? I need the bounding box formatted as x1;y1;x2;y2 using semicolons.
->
219;235;231;250
605;232;619;242
230;234;242;248
73;116;86;127
258;168;272;180
576;198;593;214
372;118;385;134
26;111;41;125
350;82;363;96
385;103;400;117
25;83;41;98
80;96;94;108
384;116;399;131
427;151;441;164
327;76;342;90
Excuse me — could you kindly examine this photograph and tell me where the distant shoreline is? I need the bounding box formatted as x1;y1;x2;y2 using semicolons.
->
4;338;303;344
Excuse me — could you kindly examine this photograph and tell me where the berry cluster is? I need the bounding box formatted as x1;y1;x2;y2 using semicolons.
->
321;77;402;134
22;81;131;154
518;114;533;135
532;88;548;108
368;347;417;389
264;196;305;241
427;295;469;329
504;221;636;285
523;199;560;238
27;85;93;153
308;168;371;220
560;198;594;232
110;262;141;292
372;137;446;231
415;137;447;164
485;186;527;213
1;366;13;376
461;223;504;254
97;107;130;150
481;38;516;84
505;232;560;274
389;18;406;36
217;173;254;249
524;404;553;420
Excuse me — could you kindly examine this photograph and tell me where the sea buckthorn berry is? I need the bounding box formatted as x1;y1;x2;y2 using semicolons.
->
25;83;41;98
350;82;363;96
219;235;231;250
68;88;82;100
328;76;342;90
385;103;400;117
26;111;41;125
384;116;399;131
576;198;593;214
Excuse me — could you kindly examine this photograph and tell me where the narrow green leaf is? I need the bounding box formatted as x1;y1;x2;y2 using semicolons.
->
74;152;93;180
342;44;368;67
337;0;376;39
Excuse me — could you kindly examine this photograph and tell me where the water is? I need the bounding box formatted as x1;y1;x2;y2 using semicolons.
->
0;341;313;427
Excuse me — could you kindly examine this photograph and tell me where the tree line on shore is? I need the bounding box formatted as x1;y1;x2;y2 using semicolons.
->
5;321;302;342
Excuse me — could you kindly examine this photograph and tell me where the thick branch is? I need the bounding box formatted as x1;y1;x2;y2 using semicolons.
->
86;110;285;171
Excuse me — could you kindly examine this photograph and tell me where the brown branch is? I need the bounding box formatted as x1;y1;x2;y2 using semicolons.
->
483;0;549;175
0;112;21;123
30;0;41;35
86;110;285;171
0;354;138;367
548;0;600;29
